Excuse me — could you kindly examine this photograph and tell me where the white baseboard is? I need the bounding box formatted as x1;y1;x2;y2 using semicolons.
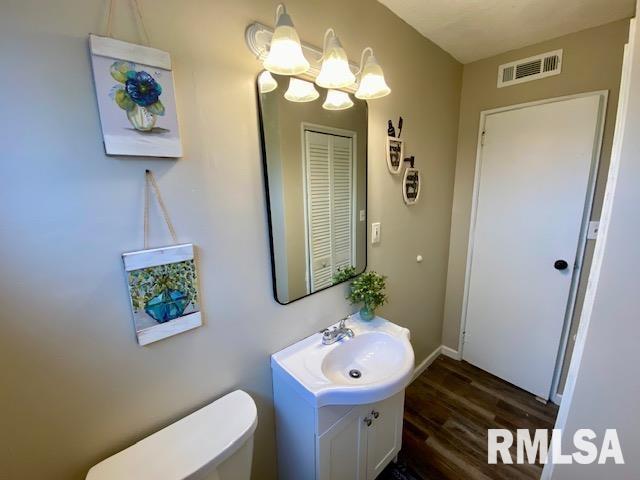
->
412;346;441;381
441;345;462;360
412;345;464;382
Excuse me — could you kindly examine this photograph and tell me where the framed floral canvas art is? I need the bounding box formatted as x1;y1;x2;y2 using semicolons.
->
123;244;201;345
89;34;182;157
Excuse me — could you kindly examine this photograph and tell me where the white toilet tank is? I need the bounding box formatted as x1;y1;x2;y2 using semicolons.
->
86;390;257;480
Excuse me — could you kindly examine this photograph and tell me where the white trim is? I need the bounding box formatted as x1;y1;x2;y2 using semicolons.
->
441;345;461;360
122;243;194;271
103;134;183;158
411;346;441;382
552;392;562;406
411;345;462;382
301;125;311;294
458;91;609;399
549;91;608;404
89;34;172;70
137;311;201;346
542;18;636;480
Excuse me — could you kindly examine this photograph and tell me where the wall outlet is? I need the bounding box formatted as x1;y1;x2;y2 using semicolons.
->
371;222;381;244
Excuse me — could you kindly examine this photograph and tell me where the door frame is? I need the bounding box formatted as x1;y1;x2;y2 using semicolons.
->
541;19;635;480
458;91;608;401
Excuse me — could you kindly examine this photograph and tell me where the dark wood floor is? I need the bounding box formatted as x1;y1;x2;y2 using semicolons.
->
388;355;559;480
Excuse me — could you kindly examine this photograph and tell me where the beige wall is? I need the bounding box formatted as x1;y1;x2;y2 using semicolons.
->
442;20;629;393
0;1;461;478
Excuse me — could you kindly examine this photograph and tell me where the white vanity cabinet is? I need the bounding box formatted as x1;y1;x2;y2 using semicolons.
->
317;393;404;480
270;316;414;480
273;371;405;480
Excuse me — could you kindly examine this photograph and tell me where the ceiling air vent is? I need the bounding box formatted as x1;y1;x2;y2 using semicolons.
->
497;49;562;88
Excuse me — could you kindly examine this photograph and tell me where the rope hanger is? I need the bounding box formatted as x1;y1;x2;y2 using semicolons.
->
104;0;151;46
144;170;178;249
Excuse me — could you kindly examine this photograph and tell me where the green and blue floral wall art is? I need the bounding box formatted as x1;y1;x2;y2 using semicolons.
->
123;244;201;346
89;34;183;157
128;260;199;325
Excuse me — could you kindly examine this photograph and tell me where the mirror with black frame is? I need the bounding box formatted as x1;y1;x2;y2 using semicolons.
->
258;73;367;304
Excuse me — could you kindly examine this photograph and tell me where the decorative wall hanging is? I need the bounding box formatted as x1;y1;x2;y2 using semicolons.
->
387;120;396;137
402;156;421;205
386;117;404;174
89;0;182;157
122;171;200;345
386;137;404;174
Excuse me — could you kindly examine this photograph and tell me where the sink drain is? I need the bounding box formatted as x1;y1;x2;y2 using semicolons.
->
349;369;362;379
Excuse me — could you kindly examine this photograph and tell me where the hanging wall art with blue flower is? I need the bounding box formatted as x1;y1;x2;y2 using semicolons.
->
89;35;183;157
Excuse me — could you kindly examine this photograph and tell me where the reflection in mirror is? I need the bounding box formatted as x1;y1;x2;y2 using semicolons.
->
258;74;367;304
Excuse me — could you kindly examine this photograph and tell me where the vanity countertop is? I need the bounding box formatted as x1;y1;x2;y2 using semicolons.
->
271;314;414;407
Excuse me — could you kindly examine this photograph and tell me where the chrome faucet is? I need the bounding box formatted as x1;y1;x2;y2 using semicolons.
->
321;316;355;345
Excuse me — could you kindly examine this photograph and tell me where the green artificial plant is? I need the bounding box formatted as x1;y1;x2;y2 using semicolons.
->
332;265;357;284
348;270;388;311
333;268;388;320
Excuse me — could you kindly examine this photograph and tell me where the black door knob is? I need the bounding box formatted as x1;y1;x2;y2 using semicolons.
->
554;260;569;270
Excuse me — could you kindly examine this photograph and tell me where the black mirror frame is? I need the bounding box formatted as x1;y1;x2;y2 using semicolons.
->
255;76;368;305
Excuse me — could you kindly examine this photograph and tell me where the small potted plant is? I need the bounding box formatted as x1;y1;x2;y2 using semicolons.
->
333;268;387;321
333;265;356;284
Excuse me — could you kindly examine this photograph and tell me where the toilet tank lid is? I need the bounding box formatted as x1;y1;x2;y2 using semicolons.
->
86;390;257;480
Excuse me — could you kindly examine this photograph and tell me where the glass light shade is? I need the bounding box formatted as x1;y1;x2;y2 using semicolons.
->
263;8;309;75
322;89;354;110
315;33;356;89
258;71;278;93
284;78;319;102
355;54;391;99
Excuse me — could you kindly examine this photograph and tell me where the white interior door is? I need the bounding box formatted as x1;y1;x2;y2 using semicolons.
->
463;94;604;399
305;130;354;292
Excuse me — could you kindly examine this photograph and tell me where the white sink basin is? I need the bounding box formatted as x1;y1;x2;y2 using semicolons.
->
271;315;414;407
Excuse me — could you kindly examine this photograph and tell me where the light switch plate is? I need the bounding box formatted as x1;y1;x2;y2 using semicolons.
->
371;222;381;244
587;221;600;240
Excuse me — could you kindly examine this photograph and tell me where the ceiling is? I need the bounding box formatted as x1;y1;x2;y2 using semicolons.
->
378;0;635;63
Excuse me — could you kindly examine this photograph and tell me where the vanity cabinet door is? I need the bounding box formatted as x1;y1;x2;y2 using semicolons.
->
365;393;404;479
317;406;368;480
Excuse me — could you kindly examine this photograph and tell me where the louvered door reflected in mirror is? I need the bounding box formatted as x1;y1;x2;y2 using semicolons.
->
257;74;367;304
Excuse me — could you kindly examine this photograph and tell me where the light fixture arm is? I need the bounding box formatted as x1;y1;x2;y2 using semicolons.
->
245;22;359;93
321;28;336;60
356;47;374;75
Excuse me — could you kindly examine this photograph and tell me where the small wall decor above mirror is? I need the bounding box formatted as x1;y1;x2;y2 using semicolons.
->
386;117;404;174
257;74;368;304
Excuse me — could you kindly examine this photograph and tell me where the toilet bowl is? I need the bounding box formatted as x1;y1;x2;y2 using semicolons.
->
86;390;257;480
